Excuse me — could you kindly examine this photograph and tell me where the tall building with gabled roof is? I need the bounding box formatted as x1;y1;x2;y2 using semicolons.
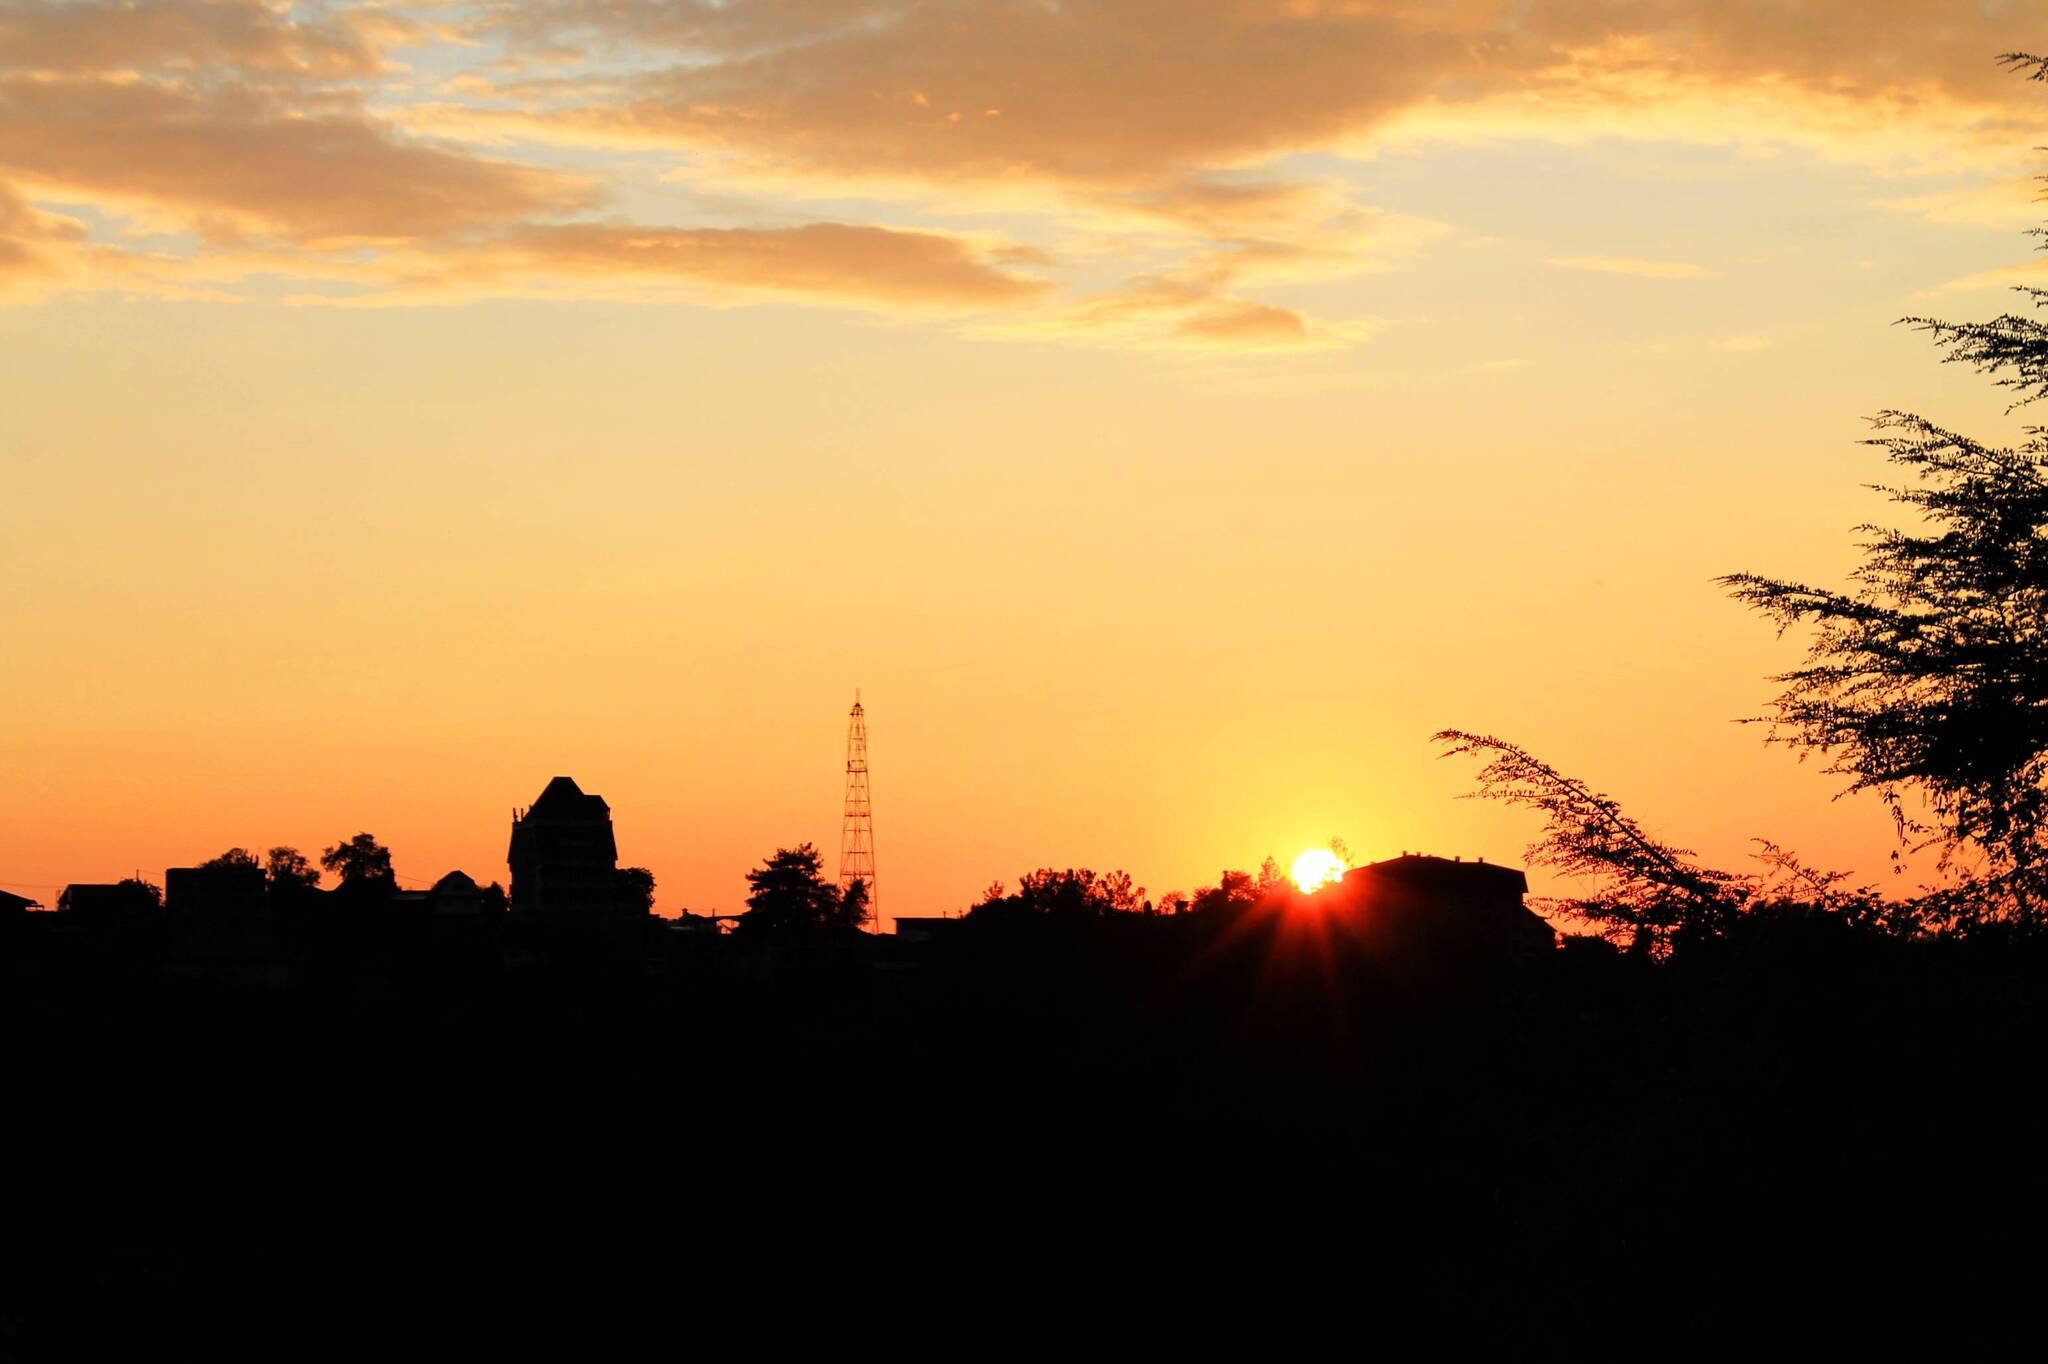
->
508;775;621;916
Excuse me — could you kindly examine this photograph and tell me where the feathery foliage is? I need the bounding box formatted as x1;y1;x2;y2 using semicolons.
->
1721;415;2048;906
1435;730;1745;952
1716;53;2048;924
1436;732;1909;949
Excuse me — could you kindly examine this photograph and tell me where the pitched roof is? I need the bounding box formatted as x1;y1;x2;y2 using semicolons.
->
527;776;610;819
1347;853;1530;896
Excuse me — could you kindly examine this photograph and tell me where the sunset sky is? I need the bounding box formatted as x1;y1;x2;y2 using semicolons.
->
7;1;2048;922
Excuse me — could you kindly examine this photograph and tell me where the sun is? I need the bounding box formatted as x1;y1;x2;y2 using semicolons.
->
1291;848;1347;893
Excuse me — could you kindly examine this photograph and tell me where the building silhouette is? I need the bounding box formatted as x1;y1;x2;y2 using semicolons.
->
508;776;621;915
57;882;159;918
165;859;271;964
1342;853;1554;957
505;776;646;954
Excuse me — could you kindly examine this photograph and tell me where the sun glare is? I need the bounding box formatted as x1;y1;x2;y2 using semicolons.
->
1291;848;1346;893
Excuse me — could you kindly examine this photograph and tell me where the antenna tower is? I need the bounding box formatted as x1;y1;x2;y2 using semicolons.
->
839;690;877;928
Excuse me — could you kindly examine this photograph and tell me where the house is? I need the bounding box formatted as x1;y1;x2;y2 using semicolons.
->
54;882;166;958
165;860;271;961
1340;854;1554;958
57;882;160;918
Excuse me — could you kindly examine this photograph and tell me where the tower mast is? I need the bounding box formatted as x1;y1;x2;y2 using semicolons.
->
839;690;877;929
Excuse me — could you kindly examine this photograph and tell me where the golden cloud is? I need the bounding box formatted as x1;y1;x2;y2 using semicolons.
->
0;0;398;78
0;75;593;244
5;0;2047;348
0;181;83;290
1921;255;2048;296
1174;300;1312;346
970;268;1353;352
295;220;1051;310
455;1;2048;185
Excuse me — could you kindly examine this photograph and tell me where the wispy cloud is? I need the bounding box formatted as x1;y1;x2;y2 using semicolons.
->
0;75;592;246
1921;256;2048;296
1878;176;2046;231
0;0;404;79
1548;255;1715;280
291;221;1051;310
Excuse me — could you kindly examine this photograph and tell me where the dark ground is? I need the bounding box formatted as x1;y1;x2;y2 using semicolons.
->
7;910;2046;1354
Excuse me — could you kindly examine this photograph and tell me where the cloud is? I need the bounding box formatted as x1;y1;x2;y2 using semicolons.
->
455;2;1469;185
1548;255;1715;279
1878;175;2047;231
0;3;582;256
311;220;1051;309
0;181;85;291
974;270;1349;352
1174;300;1310;347
5;0;2047;348
0;75;593;245
0;4;1058;326
0;0;403;78
453;1;2048;186
0;179;244;303
1921;256;2048;296
1112;176;1336;234
415;0;2048;343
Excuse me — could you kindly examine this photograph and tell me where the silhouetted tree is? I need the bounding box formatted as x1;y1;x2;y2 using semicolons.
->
1436;731;1907;951
1095;869;1142;913
320;833;393;888
1188;870;1261;916
1436;731;1747;954
115;876;163;909
265;846;320;892
1722;419;2048;908
618;866;656;915
841;877;871;931
1720;56;2048;924
970;867;1146;920
739;843;843;936
192;848;265;909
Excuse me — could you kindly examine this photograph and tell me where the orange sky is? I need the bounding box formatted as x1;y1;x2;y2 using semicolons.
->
6;1;2048;923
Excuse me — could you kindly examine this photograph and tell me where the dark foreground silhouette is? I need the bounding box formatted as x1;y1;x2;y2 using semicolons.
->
7;835;2046;1353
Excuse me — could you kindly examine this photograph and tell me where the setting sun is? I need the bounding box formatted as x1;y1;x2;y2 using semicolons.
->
1291;849;1348;893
